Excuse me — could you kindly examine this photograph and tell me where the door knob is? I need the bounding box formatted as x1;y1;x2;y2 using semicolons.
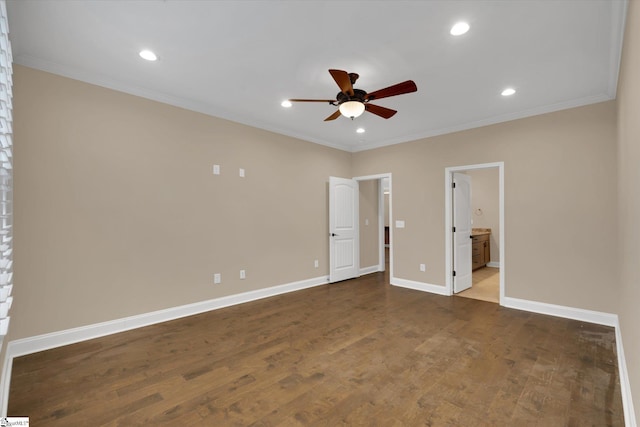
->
331;233;339;237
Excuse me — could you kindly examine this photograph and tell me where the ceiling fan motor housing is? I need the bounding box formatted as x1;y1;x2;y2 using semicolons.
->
336;88;367;105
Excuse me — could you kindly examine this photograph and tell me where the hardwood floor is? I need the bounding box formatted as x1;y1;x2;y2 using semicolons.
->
8;270;623;426
457;267;500;303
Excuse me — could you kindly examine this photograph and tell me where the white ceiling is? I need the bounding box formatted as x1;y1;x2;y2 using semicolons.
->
5;0;628;152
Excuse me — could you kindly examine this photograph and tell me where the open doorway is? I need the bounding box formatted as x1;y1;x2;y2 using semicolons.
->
355;173;392;279
445;163;504;304
328;174;392;283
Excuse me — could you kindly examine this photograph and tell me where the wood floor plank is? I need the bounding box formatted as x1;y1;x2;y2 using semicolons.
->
8;267;624;426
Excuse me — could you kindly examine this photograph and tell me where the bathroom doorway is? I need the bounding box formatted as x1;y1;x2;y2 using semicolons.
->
445;163;504;304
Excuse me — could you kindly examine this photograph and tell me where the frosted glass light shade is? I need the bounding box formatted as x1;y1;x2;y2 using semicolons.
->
339;101;365;119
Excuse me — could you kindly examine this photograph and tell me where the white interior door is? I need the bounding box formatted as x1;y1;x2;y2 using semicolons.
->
453;173;472;293
329;176;359;283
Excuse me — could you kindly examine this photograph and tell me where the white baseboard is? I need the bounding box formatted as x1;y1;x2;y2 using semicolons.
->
616;321;637;427
2;278;635;426
359;265;379;276
0;274;329;416
487;261;500;268
502;296;618;326
391;277;449;296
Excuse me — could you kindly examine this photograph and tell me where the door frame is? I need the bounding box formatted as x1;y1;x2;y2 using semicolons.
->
444;162;505;304
354;173;392;279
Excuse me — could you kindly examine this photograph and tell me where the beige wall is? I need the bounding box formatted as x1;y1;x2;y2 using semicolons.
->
359;180;379;269
467;168;500;263
384;193;390;228
352;101;618;313
9;65;352;340
617;0;640;421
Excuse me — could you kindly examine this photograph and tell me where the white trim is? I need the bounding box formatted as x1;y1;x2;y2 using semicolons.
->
487;261;501;268
391;277;448;296
352;94;612;153
353;173;390;182
445;162;505;304
1;278;635;424
0;275;329;416
607;0;629;98
502;296;617;326
377;179;385;272
0;346;10;418
616;321;637;427
15;55;617;154
359;265;379;276
7;275;328;356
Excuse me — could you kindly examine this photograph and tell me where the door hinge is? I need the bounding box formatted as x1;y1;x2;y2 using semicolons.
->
452;182;456;189
453;271;456;277
452;226;456;232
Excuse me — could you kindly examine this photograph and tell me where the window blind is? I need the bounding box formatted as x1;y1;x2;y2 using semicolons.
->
0;0;13;340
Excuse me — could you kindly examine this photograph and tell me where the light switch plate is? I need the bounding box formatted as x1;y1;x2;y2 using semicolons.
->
213;164;220;175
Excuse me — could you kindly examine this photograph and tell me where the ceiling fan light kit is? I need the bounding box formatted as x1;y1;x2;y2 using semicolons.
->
339;101;365;119
288;69;417;122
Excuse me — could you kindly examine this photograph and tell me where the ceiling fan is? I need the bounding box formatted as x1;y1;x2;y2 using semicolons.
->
288;69;418;121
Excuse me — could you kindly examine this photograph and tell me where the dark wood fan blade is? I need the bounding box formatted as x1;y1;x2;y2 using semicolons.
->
365;104;397;119
289;99;335;103
329;69;354;96
366;80;417;101
324;110;342;121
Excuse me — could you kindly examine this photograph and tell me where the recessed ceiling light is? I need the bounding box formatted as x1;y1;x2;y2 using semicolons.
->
450;22;470;36
281;100;292;108
139;50;157;61
501;88;516;96
356;128;365;134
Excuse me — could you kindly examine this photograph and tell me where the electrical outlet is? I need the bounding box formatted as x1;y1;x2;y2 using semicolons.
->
240;269;246;279
239;168;245;177
314;259;319;268
214;273;221;284
420;264;426;272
